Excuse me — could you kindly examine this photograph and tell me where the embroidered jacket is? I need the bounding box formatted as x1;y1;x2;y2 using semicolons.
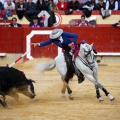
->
39;32;78;48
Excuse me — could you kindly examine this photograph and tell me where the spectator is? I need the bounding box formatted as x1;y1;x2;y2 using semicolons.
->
4;0;15;17
78;0;90;5
29;16;44;27
83;0;96;10
68;0;80;12
47;0;58;11
0;1;8;20
106;0;118;11
46;0;57;27
24;0;37;22
95;0;106;10
75;15;92;27
95;0;106;4
118;0;120;10
57;0;68;10
94;0;110;19
8;17;22;27
0;1;3;10
0;0;8;4
112;20;120;27
26;0;38;4
36;0;49;14
15;0;25;20
82;0;96;17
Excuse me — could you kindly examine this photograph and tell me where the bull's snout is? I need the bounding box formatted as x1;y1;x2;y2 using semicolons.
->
30;94;36;99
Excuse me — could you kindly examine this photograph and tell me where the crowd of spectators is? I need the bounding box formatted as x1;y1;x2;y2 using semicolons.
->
0;0;120;27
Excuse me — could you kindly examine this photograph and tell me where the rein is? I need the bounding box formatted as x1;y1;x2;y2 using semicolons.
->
78;55;93;71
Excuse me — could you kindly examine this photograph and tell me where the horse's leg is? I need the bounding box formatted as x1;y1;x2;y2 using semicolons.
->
64;73;74;100
67;86;73;100
64;51;74;99
95;82;114;101
102;87;114;101
95;85;104;101
61;80;67;97
61;80;73;100
86;74;114;101
93;70;104;101
61;77;73;100
65;80;73;100
67;86;72;95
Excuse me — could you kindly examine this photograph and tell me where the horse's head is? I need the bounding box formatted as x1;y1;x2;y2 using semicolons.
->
79;43;95;65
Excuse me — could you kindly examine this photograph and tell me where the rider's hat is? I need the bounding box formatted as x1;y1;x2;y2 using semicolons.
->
50;29;63;39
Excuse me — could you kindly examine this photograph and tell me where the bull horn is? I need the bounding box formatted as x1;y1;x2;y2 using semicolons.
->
28;78;36;83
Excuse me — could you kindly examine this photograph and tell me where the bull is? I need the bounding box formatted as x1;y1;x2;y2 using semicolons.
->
0;66;36;108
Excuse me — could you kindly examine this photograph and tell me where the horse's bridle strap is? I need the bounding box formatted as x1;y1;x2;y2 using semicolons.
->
78;55;93;71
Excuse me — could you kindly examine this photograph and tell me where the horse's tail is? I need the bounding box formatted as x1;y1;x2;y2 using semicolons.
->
35;60;56;72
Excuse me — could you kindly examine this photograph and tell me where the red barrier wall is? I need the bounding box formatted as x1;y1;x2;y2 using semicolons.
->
0;28;23;53
0;27;120;58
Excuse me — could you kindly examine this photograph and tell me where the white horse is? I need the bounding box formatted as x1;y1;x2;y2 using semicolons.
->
36;43;115;101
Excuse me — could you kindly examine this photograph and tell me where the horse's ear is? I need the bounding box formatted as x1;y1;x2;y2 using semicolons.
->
91;43;94;48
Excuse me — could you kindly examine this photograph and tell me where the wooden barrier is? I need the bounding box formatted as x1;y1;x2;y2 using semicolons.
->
0;27;120;58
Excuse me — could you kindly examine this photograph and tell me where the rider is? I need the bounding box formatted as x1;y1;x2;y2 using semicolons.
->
31;28;85;84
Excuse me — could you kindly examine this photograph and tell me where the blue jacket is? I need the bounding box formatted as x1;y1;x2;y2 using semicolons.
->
39;32;78;48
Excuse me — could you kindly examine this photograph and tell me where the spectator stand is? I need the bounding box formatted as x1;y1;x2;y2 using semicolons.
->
0;19;12;27
0;10;120;27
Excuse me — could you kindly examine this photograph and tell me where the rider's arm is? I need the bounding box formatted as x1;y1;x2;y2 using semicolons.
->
63;32;78;44
38;39;53;47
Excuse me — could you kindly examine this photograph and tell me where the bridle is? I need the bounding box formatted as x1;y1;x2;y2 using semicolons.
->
78;44;95;70
84;50;94;65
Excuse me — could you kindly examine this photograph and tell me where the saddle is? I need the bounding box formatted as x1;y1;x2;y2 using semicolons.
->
64;51;85;84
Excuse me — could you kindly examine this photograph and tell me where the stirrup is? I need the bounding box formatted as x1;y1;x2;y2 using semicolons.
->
78;76;85;84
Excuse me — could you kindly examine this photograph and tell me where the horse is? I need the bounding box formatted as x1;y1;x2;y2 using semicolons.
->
36;43;115;101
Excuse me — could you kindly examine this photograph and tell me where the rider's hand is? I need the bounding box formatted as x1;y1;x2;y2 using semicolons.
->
68;43;74;47
31;43;39;47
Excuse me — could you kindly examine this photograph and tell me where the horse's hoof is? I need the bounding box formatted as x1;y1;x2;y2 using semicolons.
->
61;93;66;98
98;97;104;102
5;106;12;109
69;93;74;100
108;94;114;101
69;96;74;100
110;97;116;102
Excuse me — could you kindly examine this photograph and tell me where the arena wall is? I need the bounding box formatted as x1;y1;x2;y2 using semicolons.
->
0;27;120;65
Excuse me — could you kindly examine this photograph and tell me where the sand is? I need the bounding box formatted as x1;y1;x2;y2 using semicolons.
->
0;58;120;120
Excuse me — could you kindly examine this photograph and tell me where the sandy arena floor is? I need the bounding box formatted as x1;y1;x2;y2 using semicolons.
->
0;58;120;120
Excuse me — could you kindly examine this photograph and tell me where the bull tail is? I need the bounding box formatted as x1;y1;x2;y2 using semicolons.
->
35;60;56;73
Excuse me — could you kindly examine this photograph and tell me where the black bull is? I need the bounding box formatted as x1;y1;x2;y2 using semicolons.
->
0;66;36;108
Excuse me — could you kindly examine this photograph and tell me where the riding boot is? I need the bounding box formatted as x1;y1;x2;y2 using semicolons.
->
77;73;85;84
73;62;85;84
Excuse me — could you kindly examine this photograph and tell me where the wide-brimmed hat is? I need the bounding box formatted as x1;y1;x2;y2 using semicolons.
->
50;29;63;39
